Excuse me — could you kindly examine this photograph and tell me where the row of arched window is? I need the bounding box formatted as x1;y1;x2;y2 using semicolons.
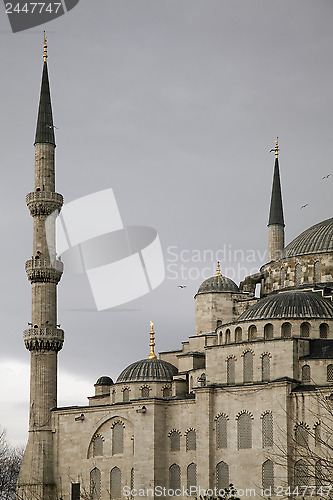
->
117;385;171;403
225;352;271;384
302;364;333;383
294;459;325;487
295;422;322;448
90;466;132;499
92;422;125;457
169;429;196;451
269;261;322;288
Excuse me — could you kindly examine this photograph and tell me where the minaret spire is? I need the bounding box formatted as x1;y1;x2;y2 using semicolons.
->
148;321;157;359
268;138;285;261
35;32;55;146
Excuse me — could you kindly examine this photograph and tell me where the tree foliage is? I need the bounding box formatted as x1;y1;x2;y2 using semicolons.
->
0;428;23;500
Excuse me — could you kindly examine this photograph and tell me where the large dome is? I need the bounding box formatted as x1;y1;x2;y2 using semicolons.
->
117;358;178;383
197;275;239;295
238;290;333;322
284;217;333;258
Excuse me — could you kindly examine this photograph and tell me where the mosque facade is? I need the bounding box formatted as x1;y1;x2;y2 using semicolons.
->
17;43;333;500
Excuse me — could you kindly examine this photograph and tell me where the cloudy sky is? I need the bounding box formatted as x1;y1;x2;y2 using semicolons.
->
0;0;332;445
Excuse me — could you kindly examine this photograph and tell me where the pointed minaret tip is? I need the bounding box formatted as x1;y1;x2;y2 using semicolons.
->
43;31;48;62
148;321;157;359
215;262;222;277
268;137;284;227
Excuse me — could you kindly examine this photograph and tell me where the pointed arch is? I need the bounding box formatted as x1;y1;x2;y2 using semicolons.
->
187;463;197;489
216;461;229;490
110;466;121;499
169;464;181;490
90;468;101;499
112;422;124;454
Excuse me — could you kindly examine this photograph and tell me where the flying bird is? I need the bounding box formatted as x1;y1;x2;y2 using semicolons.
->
178;285;187;288
301;204;309;209
322;174;331;179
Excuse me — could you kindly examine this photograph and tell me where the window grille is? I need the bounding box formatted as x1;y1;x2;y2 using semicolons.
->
262;413;273;447
112;423;124;454
93;436;103;457
216;415;227;449
264;323;273;340
110;467;121;499
71;483;80;500
262;460;274;490
327;364;333;382
170;431;181;451
163;387;171;397
315;460;323;487
295;425;308;448
187;463;197;489
315;423;321;447
141;387;150;398
216;461;229;491
281;322;291;338
123;388;129;402
300;322;310;337
262;355;270;382
169;464;181;490
227;358;235;384
294;460;309;487
295;263;302;285
314;261;322;282
248;325;257;341
237;413;252;449
280;268;285;287
235;327;242;342
186;430;196;451
130;468;134;490
320;323;328;339
302;365;311;383
90;468;101;499
243;352;253;383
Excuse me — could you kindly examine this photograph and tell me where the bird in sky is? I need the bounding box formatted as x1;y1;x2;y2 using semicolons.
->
178;285;187;288
322;174;331;179
301;204;309;209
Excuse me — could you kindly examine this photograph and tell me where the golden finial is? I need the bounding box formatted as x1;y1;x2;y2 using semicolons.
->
215;262;222;277
275;137;279;158
148;321;157;359
43;31;48;62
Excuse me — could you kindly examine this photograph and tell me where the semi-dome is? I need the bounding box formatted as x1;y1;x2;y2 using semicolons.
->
284;217;333;258
117;358;178;383
197;264;239;295
95;376;114;386
238;290;333;322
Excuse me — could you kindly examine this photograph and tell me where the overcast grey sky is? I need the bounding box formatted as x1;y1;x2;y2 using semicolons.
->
0;0;332;444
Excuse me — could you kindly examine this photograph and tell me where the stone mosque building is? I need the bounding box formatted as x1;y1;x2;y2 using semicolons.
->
17;41;333;500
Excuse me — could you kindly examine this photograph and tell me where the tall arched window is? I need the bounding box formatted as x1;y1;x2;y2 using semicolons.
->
169;464;181;490
163;386;171;398
295;263;302;285
141;386;150;398
294;460;309;487
186;430;196;451
110;467;121;499
93;436;103;457
90;468;101;499
262;460;274;490
264;323;273;340
302;365;311;383
300;322;310;337
130;468;134;491
227;358;235;384
327;364;333;382
262;413;273;447
262;355;270;382
248;325;257;341
169;431;181;451
112;389;116;404
320;323;328;339
225;329;231;344
235;327;242;342
187;463;197;490
315;460;323;487
295;425;308;448
122;388;129;402
314;261;322;283
216;415;227;449
216;461;229;491
243;352;253;383
281;322;292;338
314;423;321;447
112;422;124;455
237;413;252;449
280;268;285;287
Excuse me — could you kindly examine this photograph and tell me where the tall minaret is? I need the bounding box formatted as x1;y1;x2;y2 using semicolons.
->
17;35;64;500
267;138;285;261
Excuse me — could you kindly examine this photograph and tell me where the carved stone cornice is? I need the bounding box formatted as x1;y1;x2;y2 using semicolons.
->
26;191;63;216
23;327;64;352
25;259;63;283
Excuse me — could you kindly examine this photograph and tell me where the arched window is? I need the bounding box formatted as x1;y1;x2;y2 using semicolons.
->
237;413;252;449
262;413;273;447
217;320;222;328
302;365;311;383
141;386;150;398
122;388;129;402
314;423;321;447
169;431;181;451
112;389;116;404
187;463;197;490
110;467;121;499
163;387;171;398
320;323;328;339
216;461;229;491
248;325;257;341
327;364;333;382
130;468;134;491
300;322;310;337
112;423;124;455
295;263;302;285
314;261;322;283
262;355;270;382
189;376;193;392
227;358;235;385
186;430;196;451
243;352;253;383
315;460;323;487
280;267;285;287
225;329;231;344
294;460;309;487
235;327;242;342
90;468;101;499
262;460;274;490
216;415;227;449
295;425;308;448
264;323;273;340
169;464;181;490
93;436;103;457
281;322;292;338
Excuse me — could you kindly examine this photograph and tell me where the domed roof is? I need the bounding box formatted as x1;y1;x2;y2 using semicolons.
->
197;265;239;295
117;358;178;383
284;217;333;258
238;290;333;322
95;376;114;386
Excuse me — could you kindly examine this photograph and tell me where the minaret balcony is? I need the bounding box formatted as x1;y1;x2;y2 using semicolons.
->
23;327;64;352
25;258;63;283
26;191;63;216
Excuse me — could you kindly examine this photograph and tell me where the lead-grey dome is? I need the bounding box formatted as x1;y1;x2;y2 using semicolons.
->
95;376;114;386
238;291;333;322
117;358;178;383
284;217;333;258
197;275;239;295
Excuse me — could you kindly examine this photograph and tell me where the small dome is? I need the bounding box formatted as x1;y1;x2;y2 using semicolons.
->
284;217;333;258
197;275;239;295
238;290;333;322
117;358;178;383
95;376;114;386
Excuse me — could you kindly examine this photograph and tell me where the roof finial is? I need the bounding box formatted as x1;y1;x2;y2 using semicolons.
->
43;31;48;62
148;321;157;360
215;262;222;277
275;137;279;158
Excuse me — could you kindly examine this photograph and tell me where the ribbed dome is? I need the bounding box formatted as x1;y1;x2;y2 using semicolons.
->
238;291;333;322
117;358;178;383
95;376;114;386
284;218;333;258
197;275;239;295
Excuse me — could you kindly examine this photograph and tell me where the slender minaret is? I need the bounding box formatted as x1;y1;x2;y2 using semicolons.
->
268;138;285;261
17;35;64;500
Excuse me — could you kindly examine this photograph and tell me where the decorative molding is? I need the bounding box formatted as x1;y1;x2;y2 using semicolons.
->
235;410;254;420
260;352;272;359
215;412;229;421
241;349;255;357
111;420;125;429
23;327;64;352
26;191;63;216
260;410;272;419
294;421;310;431
226;354;237;361
184;428;196;435
168;429;181;437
